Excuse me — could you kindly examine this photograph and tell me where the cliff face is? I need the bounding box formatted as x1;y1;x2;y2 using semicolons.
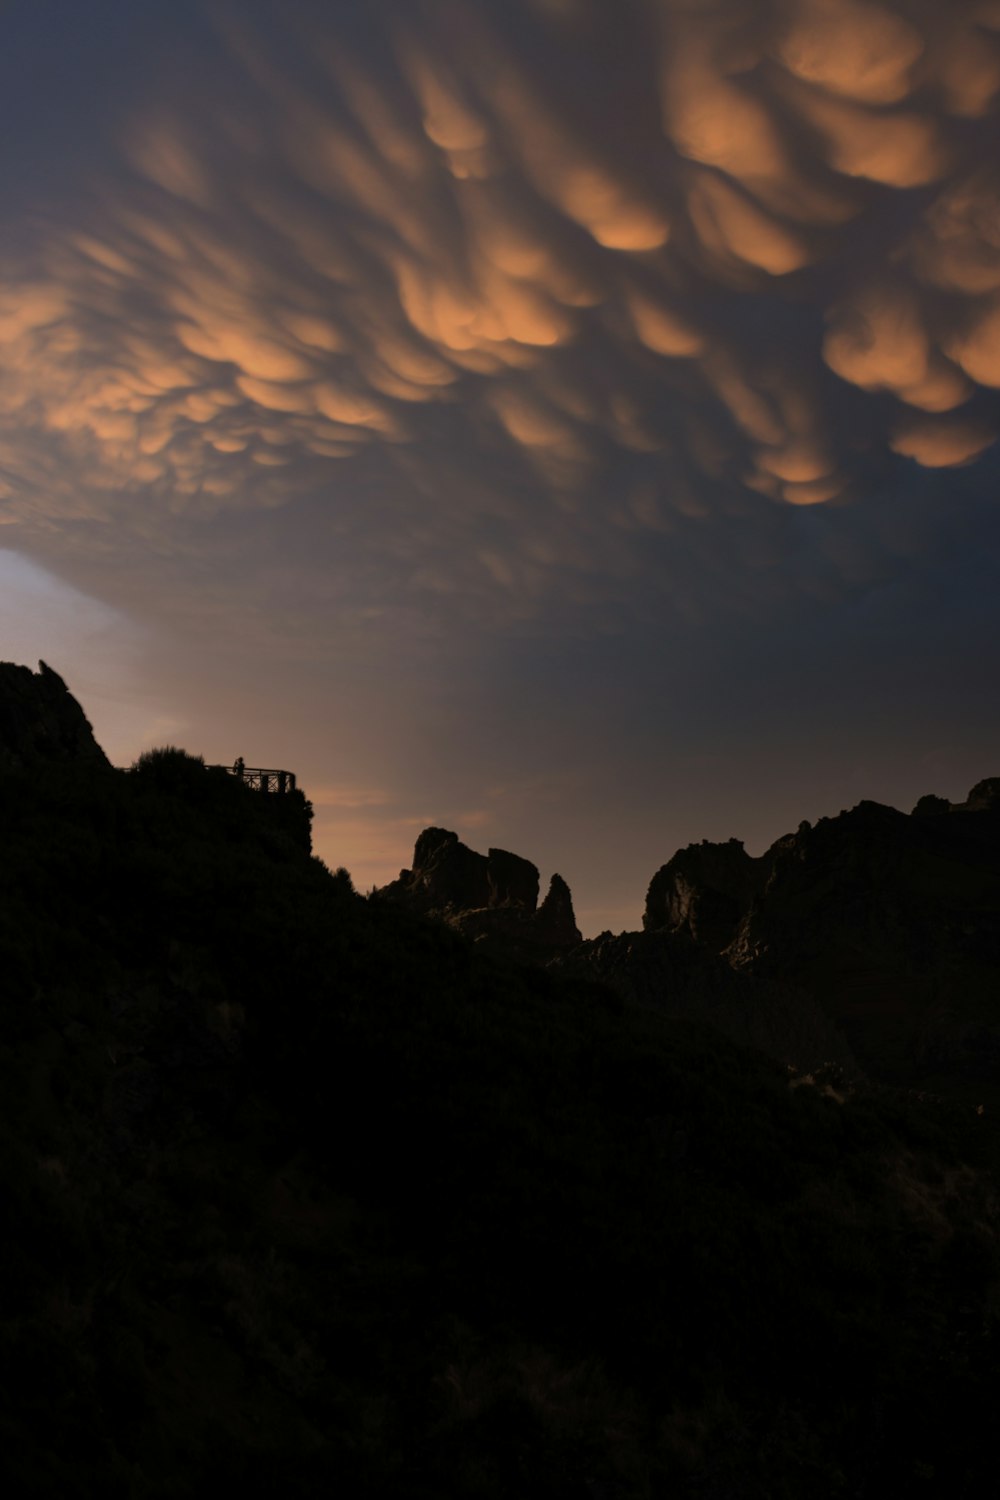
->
0;660;110;771
556;780;1000;1092
384;828;539;916
957;778;1000;813
643;836;769;952
727;789;1000;1093
378;828;581;958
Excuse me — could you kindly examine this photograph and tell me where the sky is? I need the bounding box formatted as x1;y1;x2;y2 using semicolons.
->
2;0;1000;934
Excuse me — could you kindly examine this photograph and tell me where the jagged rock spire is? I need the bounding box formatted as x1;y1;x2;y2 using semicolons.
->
0;660;110;771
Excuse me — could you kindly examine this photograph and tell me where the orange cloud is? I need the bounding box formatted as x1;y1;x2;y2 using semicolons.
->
703;355;786;447
127;119;213;204
663;52;790;185
490;386;587;462
476;38;669;251
775;0;924;105
312;382;399;434
279;312;345;353
910;175;1000;292
787;87;949;187
626;289;703;358
235;377;315;413
687;171;812;276
890;416;997;466
176;318;316;382
404;48;490;154
781;475;846;505
757;440;834;485
556;165;670;252
897;360;972;414
946;297;1000;385
938;25;1000;117
823;284;932;393
0;284;68;342
2;0;1000;565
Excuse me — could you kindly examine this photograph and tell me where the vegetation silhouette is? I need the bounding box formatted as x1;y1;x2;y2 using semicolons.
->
0;746;998;1497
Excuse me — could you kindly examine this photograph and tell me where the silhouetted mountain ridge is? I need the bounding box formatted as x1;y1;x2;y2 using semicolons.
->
550;786;1000;1118
381;783;1000;1104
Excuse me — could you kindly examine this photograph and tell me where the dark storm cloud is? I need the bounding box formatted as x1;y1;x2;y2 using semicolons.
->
2;0;1000;926
2;0;1000;636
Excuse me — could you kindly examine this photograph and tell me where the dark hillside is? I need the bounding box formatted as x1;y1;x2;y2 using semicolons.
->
1;745;999;1496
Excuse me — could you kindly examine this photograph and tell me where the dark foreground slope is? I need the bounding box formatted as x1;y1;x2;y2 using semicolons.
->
2;754;1000;1498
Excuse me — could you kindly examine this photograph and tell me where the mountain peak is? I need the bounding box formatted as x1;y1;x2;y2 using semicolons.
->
0;660;110;771
378;826;581;957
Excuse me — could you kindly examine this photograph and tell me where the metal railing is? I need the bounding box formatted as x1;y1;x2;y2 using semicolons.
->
217;764;297;793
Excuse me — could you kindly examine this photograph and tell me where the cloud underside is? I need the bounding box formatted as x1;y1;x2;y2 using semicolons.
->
2;0;1000;625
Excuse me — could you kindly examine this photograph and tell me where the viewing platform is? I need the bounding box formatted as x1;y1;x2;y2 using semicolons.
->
118;754;301;798
218;761;297;793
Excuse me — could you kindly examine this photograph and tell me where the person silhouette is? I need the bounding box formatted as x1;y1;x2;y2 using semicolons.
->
234;757;245;780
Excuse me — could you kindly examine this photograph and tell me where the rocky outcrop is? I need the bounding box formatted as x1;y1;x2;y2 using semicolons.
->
643;837;768;952
388;827;492;913
957;778;1000;813
726;787;1000;1095
913;781;1000;816
382;828;542;918
378;828;581;959
559;777;1000;1088
487;846;539;910
731;792;1000;974
0;660;110;771
912;793;950;817
535;873;582;950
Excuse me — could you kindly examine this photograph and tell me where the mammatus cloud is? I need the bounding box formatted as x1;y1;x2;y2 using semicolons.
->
2;0;1000;629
